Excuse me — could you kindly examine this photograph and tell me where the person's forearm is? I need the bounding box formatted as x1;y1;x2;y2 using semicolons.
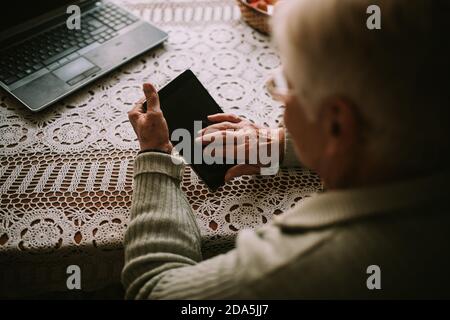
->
122;152;202;299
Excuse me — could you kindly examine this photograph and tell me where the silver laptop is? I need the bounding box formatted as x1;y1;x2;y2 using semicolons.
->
0;0;168;112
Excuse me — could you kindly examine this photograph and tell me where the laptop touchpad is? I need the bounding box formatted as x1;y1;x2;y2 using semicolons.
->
52;57;97;84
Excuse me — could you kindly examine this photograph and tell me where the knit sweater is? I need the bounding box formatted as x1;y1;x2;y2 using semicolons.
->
121;135;450;299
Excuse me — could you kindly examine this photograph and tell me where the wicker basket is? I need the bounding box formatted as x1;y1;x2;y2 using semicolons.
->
236;0;271;35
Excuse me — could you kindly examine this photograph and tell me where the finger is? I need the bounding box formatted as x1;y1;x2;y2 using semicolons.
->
128;99;146;118
198;122;241;136
225;164;260;182
143;83;161;112
135;97;146;105
207;113;242;123
134;97;147;112
196;130;239;145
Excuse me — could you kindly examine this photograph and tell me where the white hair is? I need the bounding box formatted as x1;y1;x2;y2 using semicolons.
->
272;0;450;171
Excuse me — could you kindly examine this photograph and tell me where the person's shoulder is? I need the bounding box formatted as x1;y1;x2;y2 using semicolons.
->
233;222;336;281
230;208;450;298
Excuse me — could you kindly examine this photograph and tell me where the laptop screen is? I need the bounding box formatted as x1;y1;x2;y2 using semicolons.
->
1;0;89;39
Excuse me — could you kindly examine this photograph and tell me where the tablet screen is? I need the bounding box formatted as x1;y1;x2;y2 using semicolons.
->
157;69;234;191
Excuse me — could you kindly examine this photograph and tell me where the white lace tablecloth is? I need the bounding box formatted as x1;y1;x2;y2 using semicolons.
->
0;0;322;297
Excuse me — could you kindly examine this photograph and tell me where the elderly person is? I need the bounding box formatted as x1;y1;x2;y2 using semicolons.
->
122;0;450;299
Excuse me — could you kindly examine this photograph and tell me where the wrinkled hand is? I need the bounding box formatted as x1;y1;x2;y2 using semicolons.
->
197;113;285;182
128;83;173;153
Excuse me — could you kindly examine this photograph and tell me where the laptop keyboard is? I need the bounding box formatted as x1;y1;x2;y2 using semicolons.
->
0;2;139;86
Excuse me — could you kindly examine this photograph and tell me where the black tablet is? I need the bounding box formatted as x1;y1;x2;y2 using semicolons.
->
156;69;234;191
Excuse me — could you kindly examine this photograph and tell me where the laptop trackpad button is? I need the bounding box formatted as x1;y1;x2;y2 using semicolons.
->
52;57;96;82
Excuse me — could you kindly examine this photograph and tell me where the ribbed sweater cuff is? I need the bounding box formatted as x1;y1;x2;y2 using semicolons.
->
134;152;185;181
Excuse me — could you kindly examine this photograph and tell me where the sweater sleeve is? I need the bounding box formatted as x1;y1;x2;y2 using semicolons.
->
123;152;257;299
281;130;302;168
121;152;204;299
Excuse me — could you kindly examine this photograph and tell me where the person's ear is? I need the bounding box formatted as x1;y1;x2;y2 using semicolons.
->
320;97;361;158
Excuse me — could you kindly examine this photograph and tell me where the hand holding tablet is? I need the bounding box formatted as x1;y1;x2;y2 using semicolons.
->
155;69;234;191
128;83;173;154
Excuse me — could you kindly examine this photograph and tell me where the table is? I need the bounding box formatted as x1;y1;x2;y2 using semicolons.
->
0;0;322;298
